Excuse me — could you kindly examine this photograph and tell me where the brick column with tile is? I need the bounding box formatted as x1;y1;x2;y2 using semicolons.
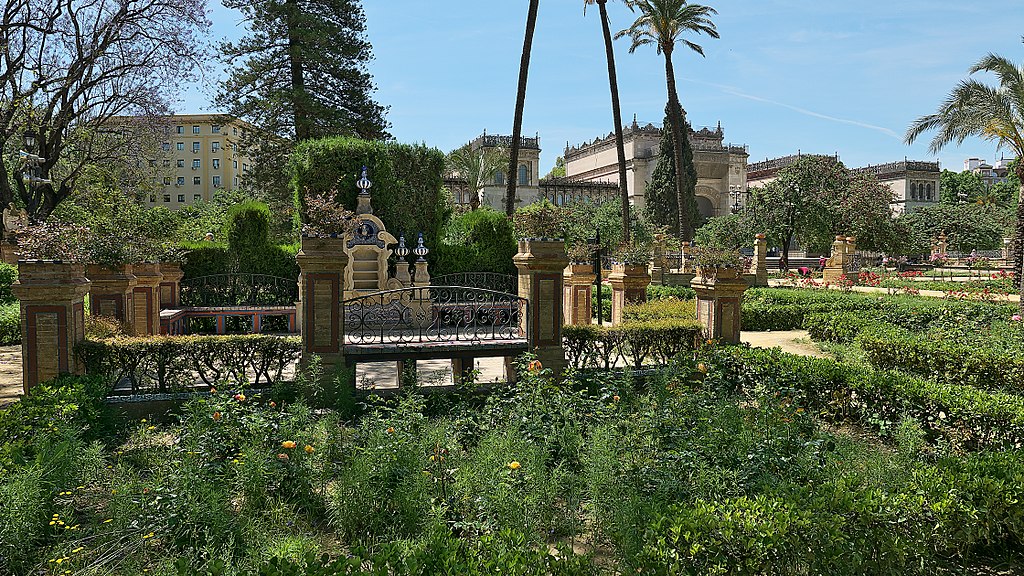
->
12;261;91;393
86;264;137;326
563;263;596;326
692;267;748;344
514;239;568;376
158;262;185;309
608;263;651;326
296;236;349;373
131;263;162;336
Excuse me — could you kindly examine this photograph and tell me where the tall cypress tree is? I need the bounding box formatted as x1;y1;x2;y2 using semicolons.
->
645;112;699;234
217;0;389;142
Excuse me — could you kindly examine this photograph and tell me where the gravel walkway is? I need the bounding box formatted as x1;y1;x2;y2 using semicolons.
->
0;345;22;407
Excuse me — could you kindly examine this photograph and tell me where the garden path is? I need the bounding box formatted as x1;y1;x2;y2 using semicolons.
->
0;345;22;406
740;330;827;358
767;279;1021;302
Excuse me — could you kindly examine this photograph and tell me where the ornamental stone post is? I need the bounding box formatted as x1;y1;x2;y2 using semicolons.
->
563;263;596;325
681;242;694;273
1003;237;1013;265
822;235;850;283
158;262;185;309
608;263;651;326
692;267;747;344
751;234;768;287
12;261;90;393
131;263;162;336
86;264;137;326
650;233;668;284
296;235;349;373
514;239;568;376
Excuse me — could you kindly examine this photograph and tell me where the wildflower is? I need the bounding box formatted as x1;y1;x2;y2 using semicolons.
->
387;426;395;434
209;387;216;394
147;426;155;431
1013;314;1022;322
270;401;277;408
508;461;521;471
528;360;543;373
72;547;83;554
697;363;708;374
103;519;113;523
143;532;155;539
49;521;56;526
304;445;314;454
140;419;146;423
277;453;289;461
613;395;620;402
212;411;222;421
939;411;947;420
233;393;246;402
281;440;297;449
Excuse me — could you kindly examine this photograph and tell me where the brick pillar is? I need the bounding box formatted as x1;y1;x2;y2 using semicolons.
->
131;263;162;336
608;263;651;326
0;241;17;265
751;234;768;287
158;262;185;309
296;236;348;372
563;263;596;325
514;239;568;376
12;261;90;393
822;235;849;283
692;267;748;344
86;264;137;326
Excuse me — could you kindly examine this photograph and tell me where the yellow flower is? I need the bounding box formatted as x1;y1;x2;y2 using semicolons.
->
387;426;395;434
140;419;147;423
304;445;314;454
508;461;521;471
49;521;55;526
147;426;156;431
697;363;708;374
143;532;155;539
72;547;84;553
103;519;113;523
281;440;297;449
528;360;543;373
212;411;222;421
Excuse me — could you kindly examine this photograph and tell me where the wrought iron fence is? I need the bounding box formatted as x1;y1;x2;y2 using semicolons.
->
180;274;298;307
432;272;517;294
343;286;528;345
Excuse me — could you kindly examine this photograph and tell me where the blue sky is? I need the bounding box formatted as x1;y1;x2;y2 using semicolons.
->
184;0;1024;174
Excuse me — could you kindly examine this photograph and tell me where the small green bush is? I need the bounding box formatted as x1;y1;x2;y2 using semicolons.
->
225;201;272;252
564;315;702;369
646;284;695;301
434;208;517;276
0;261;16;303
0;301;18;345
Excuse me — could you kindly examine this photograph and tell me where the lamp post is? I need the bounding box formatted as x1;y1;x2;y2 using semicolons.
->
19;129;50;192
590;228;603;325
729;184;745;214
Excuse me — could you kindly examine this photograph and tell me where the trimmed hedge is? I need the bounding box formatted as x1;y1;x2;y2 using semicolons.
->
646;284;695;301
707;346;1024;451
0;261;16;303
0;301;19;345
180;241;299;281
564;317;702;370
434;209;517;276
858;324;1024;393
622;299;695;323
802;311;877;343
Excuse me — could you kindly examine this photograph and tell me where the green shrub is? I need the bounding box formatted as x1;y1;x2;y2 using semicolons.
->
0;261;16;303
622;299;695;322
434;208;517;276
564;316;701;369
225;201;272;252
0;301;18;345
646;284;695;301
802;311;877;343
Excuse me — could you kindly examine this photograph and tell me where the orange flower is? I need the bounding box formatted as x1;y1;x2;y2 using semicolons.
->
233;393;246;402
269;401;277;408
612;395;620;402
277;453;289;461
281;440;297;449
209;387;217;394
528;360;543;373
387;426;395;434
212;411;221;421
304;445;314;454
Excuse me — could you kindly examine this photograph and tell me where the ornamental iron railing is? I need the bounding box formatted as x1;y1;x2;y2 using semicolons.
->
343;286;527;345
180;274;299;307
432;272;517;294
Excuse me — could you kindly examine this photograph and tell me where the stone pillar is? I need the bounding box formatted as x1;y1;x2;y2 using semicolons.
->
86;264;137;326
158;262;185;309
650;233;668;284
692;267;748;344
514;239;568;376
681;242;694;273
822;235;849;283
12;261;90;393
751;234;768;287
937;233;948;256
608;263;652;326
563;263;596;325
1003;237;1013;265
296;236;348;372
131;263;162;336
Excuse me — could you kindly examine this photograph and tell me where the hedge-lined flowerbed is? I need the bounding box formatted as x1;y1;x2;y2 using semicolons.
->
564;317;702;370
705;346;1024;451
76;335;302;394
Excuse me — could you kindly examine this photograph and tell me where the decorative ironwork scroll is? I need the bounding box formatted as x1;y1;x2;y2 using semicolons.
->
180;274;298;307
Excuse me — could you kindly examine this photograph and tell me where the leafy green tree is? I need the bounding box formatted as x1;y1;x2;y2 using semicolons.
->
217;0;388;143
586;0;631;242
446;143;509;210
694;214;754;250
505;0;540;217
905;51;1024;309
992;158;1022;207
645;112;699;234
899;203;1010;254
939;169;985;204
544;156;567;179
617;0;719;240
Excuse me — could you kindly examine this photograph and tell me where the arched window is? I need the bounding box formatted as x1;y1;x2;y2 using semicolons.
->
518;164;530;186
926;183;933;200
494;171;505;185
910;182;918;200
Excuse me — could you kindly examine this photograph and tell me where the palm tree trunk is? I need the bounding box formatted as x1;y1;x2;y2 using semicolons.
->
663;48;691;240
1014;173;1024;313
598;0;630;243
506;0;539;218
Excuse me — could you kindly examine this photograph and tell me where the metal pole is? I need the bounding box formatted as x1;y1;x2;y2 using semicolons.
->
593;228;603;325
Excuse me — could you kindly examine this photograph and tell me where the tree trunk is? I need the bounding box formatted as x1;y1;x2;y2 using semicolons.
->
1014;172;1024;313
598;0;630;243
781;230;792;272
506;0;539;217
285;0;310;141
663;49;691;240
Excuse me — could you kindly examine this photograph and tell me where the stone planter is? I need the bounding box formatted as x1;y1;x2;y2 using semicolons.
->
158;262;185;309
86;263;137;325
12;260;91;392
514;238;569;376
131;262;162;336
692;267;748;344
608;263;651;326
563;263;596;326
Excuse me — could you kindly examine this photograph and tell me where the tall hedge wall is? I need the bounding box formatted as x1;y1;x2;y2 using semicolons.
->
289;137;449;250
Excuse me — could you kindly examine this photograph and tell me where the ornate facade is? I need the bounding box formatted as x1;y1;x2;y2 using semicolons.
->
563;118;750;219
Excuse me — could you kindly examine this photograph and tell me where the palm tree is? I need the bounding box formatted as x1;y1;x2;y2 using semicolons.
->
905;52;1024;312
585;0;631;242
505;0;540;217
617;0;718;241
446;143;509;210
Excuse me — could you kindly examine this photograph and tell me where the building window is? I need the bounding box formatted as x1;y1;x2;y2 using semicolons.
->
212;159;220;169
161;142;170;151
149;159;156;167
192;159;201;169
162;159;170;167
494;171;505;185
212;175;221;187
910;182;917;200
176;126;184;134
233;176;238;187
233;127;238;135
212;125;221;133
192;142;200;153
176;176;185;186
192;125;200;134
233;160;238;169
149;194;157;203
518;164;529;186
211;141;220;152
163;194;171;202
177;142;184;151
193;176;201;185
926;183;933;200
194;194;202;202
177;194;184;203
177;159;184;168
163;177;172;185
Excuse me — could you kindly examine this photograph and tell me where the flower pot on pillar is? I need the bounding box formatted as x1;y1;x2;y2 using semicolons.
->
12;261;91;393
158;262;185;309
608;263;651;326
86;264;137;326
692;267;747;344
131;262;162;336
296;235;349;374
514;238;569;377
563;263;596;325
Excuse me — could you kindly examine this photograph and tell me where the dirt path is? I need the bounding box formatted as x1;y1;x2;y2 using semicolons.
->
0;345;22;407
740;330;827;358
